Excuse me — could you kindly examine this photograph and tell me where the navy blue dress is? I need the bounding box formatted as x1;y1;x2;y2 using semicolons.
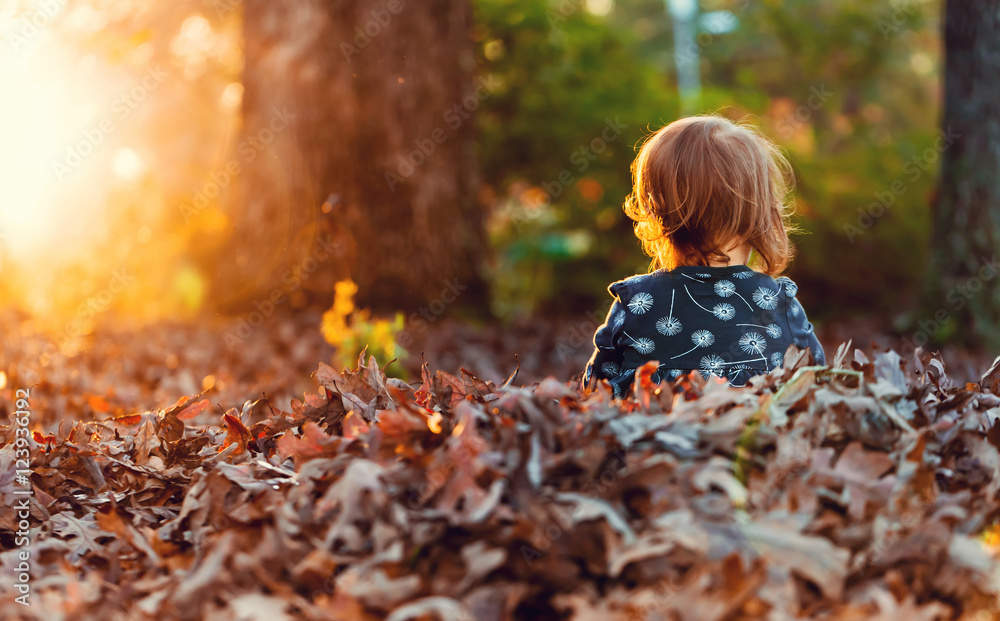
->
584;265;825;396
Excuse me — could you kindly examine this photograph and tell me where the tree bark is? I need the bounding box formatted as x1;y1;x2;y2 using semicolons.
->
927;0;1000;350
221;0;487;313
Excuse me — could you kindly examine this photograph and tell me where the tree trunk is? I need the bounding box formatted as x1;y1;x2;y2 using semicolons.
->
220;0;487;313
927;0;1000;350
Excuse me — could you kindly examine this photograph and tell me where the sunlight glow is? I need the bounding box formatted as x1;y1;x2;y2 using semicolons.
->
585;0;614;17
171;14;215;78
910;52;934;76
220;81;243;109
0;3;111;258
112;147;145;179
0;53;66;254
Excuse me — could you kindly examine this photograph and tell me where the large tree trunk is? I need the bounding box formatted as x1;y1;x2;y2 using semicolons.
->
927;0;1000;350
220;0;487;313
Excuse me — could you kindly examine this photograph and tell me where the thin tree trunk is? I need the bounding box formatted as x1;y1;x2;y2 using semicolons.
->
220;0;487;313
927;0;1000;350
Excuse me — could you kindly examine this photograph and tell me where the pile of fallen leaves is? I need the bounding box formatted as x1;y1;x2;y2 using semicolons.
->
0;308;337;428
4;342;1000;620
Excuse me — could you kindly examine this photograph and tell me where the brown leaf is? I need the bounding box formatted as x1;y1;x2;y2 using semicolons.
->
134;418;161;464
221;409;252;455
812;442;895;520
276;421;342;464
740;518;849;600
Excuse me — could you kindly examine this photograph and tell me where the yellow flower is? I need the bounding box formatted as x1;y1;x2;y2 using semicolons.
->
982;524;1000;551
321;279;408;372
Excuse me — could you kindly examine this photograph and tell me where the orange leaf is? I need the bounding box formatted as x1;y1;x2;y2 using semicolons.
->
378;408;428;439
33;431;56;449
304;392;326;408
221;410;252;455
342;411;370;439
250;420;273;441
637;360;659;390
635;360;661;409
113;413;143;426
276;422;341;464
426;411;443;434
94;505;128;537
88;395;111;413
414;384;430;407
177;399;211;420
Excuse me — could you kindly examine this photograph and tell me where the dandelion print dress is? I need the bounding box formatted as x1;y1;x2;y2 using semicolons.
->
584;265;825;397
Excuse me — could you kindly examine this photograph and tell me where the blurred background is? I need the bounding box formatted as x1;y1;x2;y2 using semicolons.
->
2;0;997;414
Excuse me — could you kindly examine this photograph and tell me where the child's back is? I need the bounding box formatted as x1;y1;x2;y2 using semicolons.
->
586;264;823;396
584;113;824;395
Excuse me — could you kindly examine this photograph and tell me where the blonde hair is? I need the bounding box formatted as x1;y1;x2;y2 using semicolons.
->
623;114;797;275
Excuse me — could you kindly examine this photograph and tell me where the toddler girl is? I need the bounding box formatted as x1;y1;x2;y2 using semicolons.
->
585;114;824;396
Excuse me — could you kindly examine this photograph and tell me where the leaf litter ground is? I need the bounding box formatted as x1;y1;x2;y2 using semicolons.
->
4;320;1000;619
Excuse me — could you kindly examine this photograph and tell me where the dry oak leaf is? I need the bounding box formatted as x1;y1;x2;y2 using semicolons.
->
221;408;253;455
811;442;895;520
276;421;343;464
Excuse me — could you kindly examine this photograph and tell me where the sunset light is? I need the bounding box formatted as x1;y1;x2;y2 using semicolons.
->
0;51;70;255
0;2;124;266
0;2;243;320
5;0;1000;618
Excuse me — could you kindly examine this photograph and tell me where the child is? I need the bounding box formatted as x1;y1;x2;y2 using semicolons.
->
585;114;824;397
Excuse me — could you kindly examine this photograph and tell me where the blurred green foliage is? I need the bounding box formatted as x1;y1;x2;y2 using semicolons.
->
474;0;941;324
474;0;679;320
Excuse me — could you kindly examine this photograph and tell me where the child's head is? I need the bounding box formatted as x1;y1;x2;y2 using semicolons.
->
624;114;796;274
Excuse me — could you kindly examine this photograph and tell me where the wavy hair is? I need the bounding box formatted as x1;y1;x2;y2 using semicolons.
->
623;114;798;275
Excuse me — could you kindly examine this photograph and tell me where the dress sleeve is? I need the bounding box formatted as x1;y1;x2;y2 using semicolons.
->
782;279;826;366
584;285;627;388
